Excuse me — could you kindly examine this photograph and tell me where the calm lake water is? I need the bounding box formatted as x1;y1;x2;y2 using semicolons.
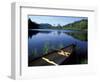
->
28;29;88;64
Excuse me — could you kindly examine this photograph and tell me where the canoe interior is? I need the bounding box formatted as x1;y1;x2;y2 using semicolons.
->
29;44;76;66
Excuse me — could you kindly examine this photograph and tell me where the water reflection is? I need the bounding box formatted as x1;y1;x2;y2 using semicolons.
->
28;29;88;64
28;29;51;38
66;31;87;41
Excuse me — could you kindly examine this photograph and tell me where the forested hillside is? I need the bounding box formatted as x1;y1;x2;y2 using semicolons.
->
28;18;88;31
62;19;88;30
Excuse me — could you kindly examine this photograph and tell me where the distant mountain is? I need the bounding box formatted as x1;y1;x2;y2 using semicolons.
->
28;18;39;29
39;23;52;29
28;19;52;29
28;18;88;30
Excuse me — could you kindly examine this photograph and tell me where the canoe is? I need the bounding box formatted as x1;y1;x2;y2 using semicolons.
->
29;44;76;66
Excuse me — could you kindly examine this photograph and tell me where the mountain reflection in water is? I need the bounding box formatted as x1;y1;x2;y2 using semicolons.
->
28;29;87;64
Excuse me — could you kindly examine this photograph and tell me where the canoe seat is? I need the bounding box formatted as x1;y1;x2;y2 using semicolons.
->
57;50;71;57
